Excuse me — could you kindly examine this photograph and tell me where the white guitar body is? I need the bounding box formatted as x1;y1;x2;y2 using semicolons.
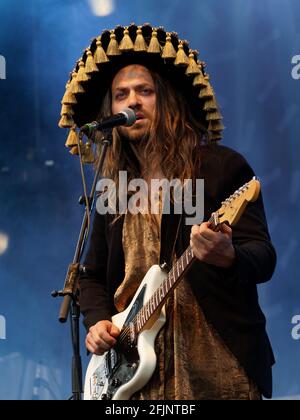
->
84;264;167;400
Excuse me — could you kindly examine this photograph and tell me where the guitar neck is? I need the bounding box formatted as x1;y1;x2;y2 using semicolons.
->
133;214;216;334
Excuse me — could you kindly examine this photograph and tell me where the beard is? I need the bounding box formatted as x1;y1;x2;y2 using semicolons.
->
116;123;150;145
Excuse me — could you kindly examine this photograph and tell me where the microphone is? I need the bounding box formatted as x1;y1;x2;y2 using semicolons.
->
80;108;136;136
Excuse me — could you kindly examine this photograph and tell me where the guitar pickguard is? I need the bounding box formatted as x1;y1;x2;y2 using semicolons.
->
123;285;146;327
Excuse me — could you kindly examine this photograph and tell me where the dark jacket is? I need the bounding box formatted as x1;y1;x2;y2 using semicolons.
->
79;144;276;398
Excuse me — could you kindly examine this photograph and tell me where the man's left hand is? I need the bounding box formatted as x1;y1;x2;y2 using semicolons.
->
190;222;236;268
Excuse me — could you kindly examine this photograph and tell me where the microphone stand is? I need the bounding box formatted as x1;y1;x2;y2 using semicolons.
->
52;128;113;401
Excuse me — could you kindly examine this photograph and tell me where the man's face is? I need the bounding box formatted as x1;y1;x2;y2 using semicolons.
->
111;64;156;143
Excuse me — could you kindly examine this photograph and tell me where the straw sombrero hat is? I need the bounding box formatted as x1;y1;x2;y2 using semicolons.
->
59;23;224;162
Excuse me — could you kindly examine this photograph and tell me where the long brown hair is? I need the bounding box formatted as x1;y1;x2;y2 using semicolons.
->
95;66;206;216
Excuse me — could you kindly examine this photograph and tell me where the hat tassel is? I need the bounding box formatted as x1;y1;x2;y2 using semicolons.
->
107;31;121;56
82;141;95;164
175;42;189;67
134;27;148;52
162;33;177;59
85;49;99;74
147;29;161;54
119;28;134;52
94;39;109;64
76;60;90;83
65;127;79;148
186;51;201;76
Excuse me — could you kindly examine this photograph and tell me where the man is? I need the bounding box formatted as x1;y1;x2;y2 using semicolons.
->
59;24;276;399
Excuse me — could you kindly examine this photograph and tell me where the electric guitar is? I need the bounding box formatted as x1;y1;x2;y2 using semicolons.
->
84;177;261;400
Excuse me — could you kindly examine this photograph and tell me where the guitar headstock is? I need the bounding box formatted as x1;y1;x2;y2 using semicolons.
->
214;177;261;227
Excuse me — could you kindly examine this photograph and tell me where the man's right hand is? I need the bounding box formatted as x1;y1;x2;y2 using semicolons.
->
86;320;120;356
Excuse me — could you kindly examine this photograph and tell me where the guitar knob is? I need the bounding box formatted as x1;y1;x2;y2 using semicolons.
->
112;379;122;387
101;393;112;400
